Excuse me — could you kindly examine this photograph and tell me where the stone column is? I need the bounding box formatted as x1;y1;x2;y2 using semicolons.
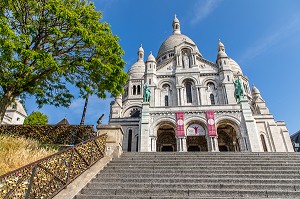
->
139;102;150;152
197;86;201;105
176;136;187;152
207;136;219;152
177;87;181;106
96;125;124;158
150;136;157;152
200;86;206;105
240;98;261;152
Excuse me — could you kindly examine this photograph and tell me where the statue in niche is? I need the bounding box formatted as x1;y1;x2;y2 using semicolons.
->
182;52;190;68
143;84;151;103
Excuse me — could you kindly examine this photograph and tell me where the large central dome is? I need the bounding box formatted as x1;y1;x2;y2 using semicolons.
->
156;15;200;59
157;34;196;57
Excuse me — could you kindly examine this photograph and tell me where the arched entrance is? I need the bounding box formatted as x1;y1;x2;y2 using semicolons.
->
186;122;208;152
156;123;177;152
217;121;240;152
187;136;208;151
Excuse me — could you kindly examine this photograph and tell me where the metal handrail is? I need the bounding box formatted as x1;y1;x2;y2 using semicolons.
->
0;134;107;199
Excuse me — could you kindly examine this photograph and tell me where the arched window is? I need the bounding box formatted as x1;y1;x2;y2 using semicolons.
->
165;95;169;106
260;134;268;152
186;83;192;103
133;85;136;95
210;93;215;105
127;129;132;152
137;85;141;95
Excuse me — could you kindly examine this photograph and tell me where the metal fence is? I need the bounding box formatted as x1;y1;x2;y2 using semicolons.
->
0;134;107;199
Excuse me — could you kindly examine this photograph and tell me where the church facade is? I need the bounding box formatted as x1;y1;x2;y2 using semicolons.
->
109;16;293;152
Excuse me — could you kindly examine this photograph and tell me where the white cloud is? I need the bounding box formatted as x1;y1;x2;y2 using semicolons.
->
239;15;300;63
191;0;223;25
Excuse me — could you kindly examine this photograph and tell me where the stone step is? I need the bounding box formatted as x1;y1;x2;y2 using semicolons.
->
75;195;273;199
104;165;300;171
74;152;300;199
79;187;300;198
109;158;300;165
91;177;300;185
114;157;300;164
96;172;300;179
86;182;300;191
107;162;300;167
100;168;298;175
121;152;300;157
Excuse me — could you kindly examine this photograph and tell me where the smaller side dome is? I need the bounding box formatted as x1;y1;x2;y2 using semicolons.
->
147;51;156;62
128;45;146;79
229;58;243;75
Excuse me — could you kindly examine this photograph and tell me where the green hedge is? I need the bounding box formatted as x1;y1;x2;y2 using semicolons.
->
0;125;96;145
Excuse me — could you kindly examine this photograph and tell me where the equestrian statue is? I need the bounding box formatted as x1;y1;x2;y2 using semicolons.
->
234;78;244;103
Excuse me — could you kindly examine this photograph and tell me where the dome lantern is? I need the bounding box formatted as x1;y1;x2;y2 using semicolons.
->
172;14;181;35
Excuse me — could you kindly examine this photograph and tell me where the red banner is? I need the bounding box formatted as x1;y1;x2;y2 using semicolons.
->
206;111;217;136
176;112;185;136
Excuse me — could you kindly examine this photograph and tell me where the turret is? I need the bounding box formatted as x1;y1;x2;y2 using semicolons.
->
172;14;181;34
251;85;270;114
138;44;144;61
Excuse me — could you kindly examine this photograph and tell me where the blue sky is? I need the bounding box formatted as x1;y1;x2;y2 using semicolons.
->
25;0;300;134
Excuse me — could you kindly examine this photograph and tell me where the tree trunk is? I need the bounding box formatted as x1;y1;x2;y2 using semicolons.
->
0;92;14;124
80;95;89;125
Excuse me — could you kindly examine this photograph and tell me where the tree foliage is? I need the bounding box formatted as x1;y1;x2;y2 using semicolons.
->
0;0;128;121
24;111;48;125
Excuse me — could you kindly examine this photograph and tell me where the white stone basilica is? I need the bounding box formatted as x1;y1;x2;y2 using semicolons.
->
109;15;293;152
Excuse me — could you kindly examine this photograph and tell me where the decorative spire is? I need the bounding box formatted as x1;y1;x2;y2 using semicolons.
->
216;39;228;60
137;43;144;61
251;84;261;95
218;39;225;52
172;14;181;34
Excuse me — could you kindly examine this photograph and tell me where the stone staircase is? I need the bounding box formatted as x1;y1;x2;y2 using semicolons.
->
74;152;300;199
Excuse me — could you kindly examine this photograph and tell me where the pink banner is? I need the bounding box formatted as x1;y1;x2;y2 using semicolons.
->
176;112;185;136
206;111;217;136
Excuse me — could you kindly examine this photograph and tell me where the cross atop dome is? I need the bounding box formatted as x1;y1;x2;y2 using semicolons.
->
172;14;181;35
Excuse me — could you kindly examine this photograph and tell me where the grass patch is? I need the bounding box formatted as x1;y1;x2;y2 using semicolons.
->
0;135;58;176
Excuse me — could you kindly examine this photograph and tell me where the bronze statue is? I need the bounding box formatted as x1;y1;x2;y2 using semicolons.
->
234;79;244;103
143;84;151;102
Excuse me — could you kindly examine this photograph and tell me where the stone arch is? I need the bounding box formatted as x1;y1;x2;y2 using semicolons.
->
154;119;177;152
157;80;175;107
184;116;208;151
201;77;218;86
178;76;198;86
150;116;176;137
185;116;207;130
259;131;270;152
123;105;142;118
216;118;241;152
157;79;175;89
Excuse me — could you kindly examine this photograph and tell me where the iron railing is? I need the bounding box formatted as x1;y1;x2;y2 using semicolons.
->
0;134;107;199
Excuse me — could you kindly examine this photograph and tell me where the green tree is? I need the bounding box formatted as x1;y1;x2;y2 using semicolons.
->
0;0;127;122
24;111;48;125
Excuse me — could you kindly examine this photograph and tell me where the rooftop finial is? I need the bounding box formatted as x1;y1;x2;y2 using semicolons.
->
172;14;180;34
